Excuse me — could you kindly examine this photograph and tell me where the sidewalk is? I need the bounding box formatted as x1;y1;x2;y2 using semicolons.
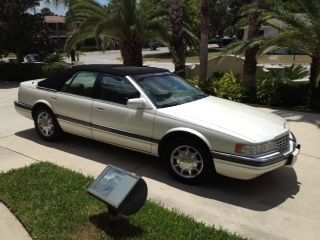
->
0;147;36;240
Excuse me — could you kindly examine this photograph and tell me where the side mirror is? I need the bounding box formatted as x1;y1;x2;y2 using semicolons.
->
127;98;147;110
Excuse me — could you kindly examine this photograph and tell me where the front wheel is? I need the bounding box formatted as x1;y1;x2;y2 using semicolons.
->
163;138;214;183
34;106;62;141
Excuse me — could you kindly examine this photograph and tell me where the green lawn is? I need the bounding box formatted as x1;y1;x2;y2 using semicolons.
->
0;163;244;240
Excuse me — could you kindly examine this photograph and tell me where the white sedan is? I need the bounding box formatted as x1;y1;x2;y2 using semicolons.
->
14;64;300;183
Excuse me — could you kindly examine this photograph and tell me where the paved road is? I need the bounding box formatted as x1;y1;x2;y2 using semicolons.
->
64;47;177;71
0;81;320;240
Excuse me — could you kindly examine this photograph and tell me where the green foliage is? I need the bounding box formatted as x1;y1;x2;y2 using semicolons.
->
256;72;286;106
0;63;44;82
42;63;67;78
257;65;310;106
0;163;244;240
214;72;247;102
0;1;54;62
0;62;67;81
44;53;65;63
281;64;309;80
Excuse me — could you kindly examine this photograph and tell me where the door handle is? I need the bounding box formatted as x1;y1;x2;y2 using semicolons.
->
96;107;104;112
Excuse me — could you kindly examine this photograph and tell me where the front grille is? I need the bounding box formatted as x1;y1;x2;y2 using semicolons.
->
276;134;290;153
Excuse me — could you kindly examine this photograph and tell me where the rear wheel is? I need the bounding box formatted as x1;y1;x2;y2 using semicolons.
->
34;106;62;141
163;137;214;183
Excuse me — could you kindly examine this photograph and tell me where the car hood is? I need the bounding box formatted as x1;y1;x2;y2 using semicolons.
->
157;96;289;143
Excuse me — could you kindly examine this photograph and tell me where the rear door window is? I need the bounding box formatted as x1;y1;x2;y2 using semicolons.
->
98;74;140;105
61;71;98;98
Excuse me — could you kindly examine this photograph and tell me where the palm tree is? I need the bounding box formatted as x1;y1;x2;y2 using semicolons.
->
169;0;187;77
260;0;320;110
65;0;162;66
243;0;264;89
199;0;210;81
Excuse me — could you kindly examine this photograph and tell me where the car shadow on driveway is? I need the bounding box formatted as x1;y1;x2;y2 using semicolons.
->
15;128;301;212
271;109;320;128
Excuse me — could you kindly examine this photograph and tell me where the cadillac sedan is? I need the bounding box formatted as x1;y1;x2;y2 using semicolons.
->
14;64;300;183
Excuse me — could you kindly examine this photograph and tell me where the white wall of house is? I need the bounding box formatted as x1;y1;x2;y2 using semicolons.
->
242;25;279;40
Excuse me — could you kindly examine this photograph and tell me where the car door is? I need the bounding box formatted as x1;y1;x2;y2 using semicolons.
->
92;73;155;153
52;71;98;138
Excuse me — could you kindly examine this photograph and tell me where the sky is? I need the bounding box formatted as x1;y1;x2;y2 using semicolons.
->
38;0;108;16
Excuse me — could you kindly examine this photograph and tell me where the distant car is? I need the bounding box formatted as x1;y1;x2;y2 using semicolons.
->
218;37;235;48
14;64;300;183
25;54;39;62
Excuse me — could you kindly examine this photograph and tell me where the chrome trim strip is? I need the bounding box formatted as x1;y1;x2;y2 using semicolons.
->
14;101;32;111
56;114;160;144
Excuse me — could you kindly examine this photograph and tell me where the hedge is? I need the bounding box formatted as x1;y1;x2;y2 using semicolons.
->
0;62;67;82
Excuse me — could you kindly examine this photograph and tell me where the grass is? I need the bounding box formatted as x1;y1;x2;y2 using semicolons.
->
0;163;244;240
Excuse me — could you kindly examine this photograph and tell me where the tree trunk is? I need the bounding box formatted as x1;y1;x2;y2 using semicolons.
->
309;56;320;110
170;0;186;78
119;40;143;66
16;48;24;63
70;49;76;63
243;9;261;89
199;0;210;82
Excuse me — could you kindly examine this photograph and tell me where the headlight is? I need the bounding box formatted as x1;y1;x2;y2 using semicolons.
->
235;141;276;156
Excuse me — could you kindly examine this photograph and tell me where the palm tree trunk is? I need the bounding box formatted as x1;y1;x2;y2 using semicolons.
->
309;56;320;110
119;40;143;66
170;0;186;78
199;0;210;82
243;9;261;89
16;48;24;63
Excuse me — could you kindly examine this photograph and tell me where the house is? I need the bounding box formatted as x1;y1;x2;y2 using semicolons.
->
241;18;283;40
44;16;67;48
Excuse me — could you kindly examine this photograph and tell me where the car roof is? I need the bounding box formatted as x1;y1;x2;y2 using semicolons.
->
38;64;170;91
70;64;169;76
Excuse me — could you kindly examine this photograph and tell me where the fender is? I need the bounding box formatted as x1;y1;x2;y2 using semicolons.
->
32;100;54;118
162;127;213;151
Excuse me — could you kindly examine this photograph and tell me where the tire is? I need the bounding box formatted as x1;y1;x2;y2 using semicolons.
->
34;106;62;141
163;137;215;184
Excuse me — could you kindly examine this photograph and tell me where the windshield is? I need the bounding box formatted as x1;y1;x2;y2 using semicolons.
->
134;73;208;108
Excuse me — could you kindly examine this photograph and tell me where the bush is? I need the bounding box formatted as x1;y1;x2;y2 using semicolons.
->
44;53;65;63
0;62;67;81
257;65;310;107
0;63;44;81
42;63;67;78
213;72;247;102
256;73;285;105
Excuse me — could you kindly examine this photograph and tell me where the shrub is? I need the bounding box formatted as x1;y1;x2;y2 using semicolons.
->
42;63;67;78
279;81;310;107
213;72;247;102
44;53;65;63
188;77;214;94
0;63;44;81
281;64;309;80
256;73;285;105
0;62;67;81
257;65;310;107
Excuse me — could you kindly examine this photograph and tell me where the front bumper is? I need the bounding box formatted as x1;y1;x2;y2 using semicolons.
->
212;136;300;180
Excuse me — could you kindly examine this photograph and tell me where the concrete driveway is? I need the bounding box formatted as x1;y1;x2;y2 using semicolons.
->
0;81;320;240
